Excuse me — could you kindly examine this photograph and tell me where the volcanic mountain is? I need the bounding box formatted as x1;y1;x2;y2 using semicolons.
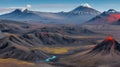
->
0;4;100;23
88;9;120;24
70;3;100;15
62;36;120;67
89;36;120;55
0;9;43;22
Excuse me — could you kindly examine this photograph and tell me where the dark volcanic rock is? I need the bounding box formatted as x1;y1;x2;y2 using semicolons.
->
0;37;49;62
34;26;95;35
0;20;30;34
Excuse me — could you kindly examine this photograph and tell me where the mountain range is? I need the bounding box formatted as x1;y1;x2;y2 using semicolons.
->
0;4;101;24
0;4;120;24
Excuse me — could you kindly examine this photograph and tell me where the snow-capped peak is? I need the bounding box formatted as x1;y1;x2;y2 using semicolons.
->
80;3;92;8
21;8;27;12
13;8;29;14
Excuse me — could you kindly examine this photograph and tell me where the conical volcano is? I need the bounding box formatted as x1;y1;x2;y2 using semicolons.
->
70;3;100;15
62;36;120;67
89;36;120;55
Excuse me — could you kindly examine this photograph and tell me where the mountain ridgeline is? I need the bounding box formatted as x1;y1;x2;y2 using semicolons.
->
88;9;120;24
1;4;120;25
0;4;101;24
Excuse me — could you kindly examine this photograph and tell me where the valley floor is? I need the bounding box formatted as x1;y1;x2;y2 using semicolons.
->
1;23;120;67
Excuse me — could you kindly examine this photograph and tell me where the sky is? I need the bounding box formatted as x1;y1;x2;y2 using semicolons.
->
0;0;120;13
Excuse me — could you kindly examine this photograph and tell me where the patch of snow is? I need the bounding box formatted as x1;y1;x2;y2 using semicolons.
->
80;3;92;8
21;8;26;12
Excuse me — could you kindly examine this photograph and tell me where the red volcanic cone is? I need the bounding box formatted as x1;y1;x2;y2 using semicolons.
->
89;36;120;55
105;36;114;41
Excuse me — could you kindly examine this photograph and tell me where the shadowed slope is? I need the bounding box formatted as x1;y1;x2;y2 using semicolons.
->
0;35;49;62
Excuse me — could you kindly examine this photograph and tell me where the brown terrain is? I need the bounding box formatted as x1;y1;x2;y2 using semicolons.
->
0;19;120;67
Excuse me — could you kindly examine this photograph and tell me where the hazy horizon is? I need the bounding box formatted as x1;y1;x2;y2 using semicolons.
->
0;0;120;14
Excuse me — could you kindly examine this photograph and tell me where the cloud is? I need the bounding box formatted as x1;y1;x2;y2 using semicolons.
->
0;8;14;13
27;4;32;9
21;4;32;11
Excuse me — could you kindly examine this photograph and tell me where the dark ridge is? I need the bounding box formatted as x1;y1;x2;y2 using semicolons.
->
0;38;49;62
0;42;9;49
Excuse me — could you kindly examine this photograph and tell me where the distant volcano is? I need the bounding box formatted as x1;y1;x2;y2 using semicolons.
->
88;9;120;24
70;3;100;15
89;36;120;55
